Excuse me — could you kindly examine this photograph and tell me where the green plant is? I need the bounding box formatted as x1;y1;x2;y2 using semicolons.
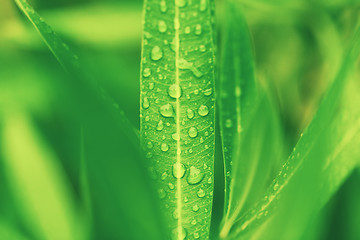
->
2;0;360;239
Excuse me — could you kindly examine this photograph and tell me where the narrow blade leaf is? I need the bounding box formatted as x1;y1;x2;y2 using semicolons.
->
140;0;216;238
219;0;257;213
219;1;283;237
226;27;360;239
1;109;80;240
13;1;167;239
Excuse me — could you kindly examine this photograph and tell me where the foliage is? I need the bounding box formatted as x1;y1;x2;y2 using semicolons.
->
0;0;359;239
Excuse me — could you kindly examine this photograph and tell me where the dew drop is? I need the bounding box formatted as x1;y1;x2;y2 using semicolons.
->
273;183;279;191
157;120;164;130
161;143;169;152
203;88;213;96
151;46;163;61
199;45;206;52
172;162;186;179
172;133;180;141
200;0;207;11
168;183;175;190
195;24;202;35
197;189;205;198
191;219;197;225
192;204;199;212
256;212;264;219
146;141;153;149
146;152;153;158
188;127;198;138
178;58;203;78
158;20;167;33
149;82;154;90
143;67;151;77
168;84;182;98
187;109;194;119
198;105;209;116
144;32;152;39
160;0;167;12
194;232;200;239
142;97;150;109
187;166;205;185
160;103;174;117
175;0;187;7
161;172;168;180
185;26;191;34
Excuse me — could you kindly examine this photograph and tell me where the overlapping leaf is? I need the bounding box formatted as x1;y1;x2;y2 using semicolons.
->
225;27;360;240
13;0;166;239
219;1;283;237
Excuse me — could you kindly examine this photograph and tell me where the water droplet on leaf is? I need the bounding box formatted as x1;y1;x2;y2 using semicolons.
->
188;127;198;138
161;143;169;152
157;120;164;130
143;68;151;77
172;162;186;179
187;166;205;185
142;97;150;109
197;189;205;198
158;20;167;33
187;109;194;119
203;88;213;96
160;103;174;117
175;0;187;7
151;46;163;61
195;24;202;35
198;105;209;116
168;84;182;98
172;133;180;141
160;0;167;12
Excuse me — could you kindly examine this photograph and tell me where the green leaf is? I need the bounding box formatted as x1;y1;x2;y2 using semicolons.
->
1;109;80;240
219;0;257;214
13;1;168;239
0;219;30;240
224;27;360;239
13;0;135;137
218;2;283;238
140;0;216;238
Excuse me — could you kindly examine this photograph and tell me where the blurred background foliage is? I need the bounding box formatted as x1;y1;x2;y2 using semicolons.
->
0;0;359;239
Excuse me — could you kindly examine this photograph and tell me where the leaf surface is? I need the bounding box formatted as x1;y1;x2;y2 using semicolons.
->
219;1;282;237
225;27;360;240
140;0;216;239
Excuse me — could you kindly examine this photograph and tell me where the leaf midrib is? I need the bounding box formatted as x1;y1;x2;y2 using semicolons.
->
174;1;183;239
